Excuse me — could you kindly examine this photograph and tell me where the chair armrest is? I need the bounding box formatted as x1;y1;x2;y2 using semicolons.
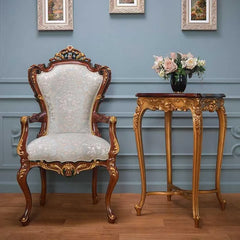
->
17;112;47;159
92;113;120;158
17;116;30;158
92;112;110;124
108;116;120;158
29;112;47;123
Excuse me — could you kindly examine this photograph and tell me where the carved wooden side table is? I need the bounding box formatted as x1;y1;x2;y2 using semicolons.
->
133;93;227;227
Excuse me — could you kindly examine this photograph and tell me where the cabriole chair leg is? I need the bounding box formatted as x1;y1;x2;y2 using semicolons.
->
105;163;119;223
17;166;32;226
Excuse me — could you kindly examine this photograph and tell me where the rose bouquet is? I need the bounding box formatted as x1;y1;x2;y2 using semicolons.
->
152;52;206;80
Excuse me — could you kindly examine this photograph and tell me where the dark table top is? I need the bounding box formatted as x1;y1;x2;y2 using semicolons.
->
136;93;225;98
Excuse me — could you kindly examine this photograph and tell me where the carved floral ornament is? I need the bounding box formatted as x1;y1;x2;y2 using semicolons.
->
29;160;102;177
133;96;225;132
135;97;223;113
49;45;90;63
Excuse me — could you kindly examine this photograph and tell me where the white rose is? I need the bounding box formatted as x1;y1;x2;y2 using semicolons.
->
186;57;198;70
158;69;165;78
152;61;159;70
187;52;194;58
181;60;186;68
197;60;206;67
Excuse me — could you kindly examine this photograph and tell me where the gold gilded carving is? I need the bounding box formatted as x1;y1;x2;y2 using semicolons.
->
191;107;202;130
17;139;25;156
136;97;194;113
108;161;118;177
190;99;202;130
201;98;222;112
34;160;101;177
49;46;90;63
75;160;100;174
18;167;27;179
109;116;119;156
37;94;43;100
133;98;145;131
17;116;29;157
96;94;102;101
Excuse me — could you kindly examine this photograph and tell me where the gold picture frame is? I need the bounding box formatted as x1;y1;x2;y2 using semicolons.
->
109;0;144;14
182;0;217;30
38;0;73;31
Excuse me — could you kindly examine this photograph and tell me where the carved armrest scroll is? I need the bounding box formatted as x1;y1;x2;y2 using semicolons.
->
29;112;47;123
108;116;120;158
17;116;30;158
92;112;119;158
92;112;110;123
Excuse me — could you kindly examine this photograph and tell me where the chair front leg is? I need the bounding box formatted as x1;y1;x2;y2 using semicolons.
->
105;160;119;223
17;163;32;226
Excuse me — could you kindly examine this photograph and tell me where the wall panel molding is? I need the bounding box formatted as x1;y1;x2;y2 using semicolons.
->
1;77;240;84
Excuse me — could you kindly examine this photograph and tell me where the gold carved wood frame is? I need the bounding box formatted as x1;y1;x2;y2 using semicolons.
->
182;0;217;30
109;0;144;14
38;0;73;31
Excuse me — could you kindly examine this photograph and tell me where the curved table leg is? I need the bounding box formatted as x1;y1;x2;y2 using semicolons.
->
216;106;227;210
191;108;203;228
165;111;173;201
133;104;147;216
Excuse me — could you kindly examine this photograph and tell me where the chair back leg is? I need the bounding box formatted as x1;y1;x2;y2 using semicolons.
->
40;168;47;206
92;167;98;204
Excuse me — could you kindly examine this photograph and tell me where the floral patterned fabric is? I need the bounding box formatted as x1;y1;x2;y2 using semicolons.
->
27;133;110;162
26;64;110;162
37;64;102;134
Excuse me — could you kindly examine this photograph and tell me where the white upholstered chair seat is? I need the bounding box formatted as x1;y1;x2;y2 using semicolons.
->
27;133;110;162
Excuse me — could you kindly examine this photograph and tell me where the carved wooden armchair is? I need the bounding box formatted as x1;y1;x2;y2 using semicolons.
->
17;46;119;226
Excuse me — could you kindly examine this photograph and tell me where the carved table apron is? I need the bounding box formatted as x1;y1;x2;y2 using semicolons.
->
133;93;227;227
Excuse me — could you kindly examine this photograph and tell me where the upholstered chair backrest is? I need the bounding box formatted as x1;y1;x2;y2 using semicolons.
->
36;64;103;134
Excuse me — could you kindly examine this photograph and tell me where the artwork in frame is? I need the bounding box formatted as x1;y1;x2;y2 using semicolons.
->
38;0;73;31
182;0;217;30
109;0;144;14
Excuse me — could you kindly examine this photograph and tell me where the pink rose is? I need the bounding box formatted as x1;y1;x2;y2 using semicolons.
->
164;57;178;74
180;52;193;60
170;52;176;60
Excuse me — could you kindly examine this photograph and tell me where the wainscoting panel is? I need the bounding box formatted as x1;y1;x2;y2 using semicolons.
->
0;79;239;193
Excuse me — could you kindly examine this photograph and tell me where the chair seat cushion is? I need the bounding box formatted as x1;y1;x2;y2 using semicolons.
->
27;133;110;162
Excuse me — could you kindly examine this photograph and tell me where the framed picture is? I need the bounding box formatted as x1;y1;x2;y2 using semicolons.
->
181;0;217;30
109;0;144;14
38;0;73;31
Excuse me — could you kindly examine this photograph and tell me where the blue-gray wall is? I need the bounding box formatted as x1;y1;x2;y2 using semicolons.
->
0;0;240;193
